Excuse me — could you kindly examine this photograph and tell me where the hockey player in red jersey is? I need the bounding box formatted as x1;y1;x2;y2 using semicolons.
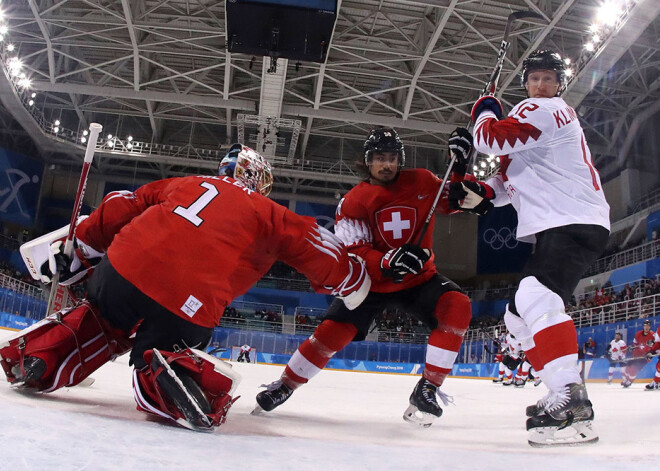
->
0;144;371;432
644;324;660;391
448;50;610;446
254;127;473;428
622;320;656;388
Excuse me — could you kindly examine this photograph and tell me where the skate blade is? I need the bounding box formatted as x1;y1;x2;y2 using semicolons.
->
402;404;436;428
76;377;95;387
528;421;599;447
251;404;266;415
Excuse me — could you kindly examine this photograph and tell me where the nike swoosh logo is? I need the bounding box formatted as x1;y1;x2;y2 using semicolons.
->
417;195;428;200
441;281;450;285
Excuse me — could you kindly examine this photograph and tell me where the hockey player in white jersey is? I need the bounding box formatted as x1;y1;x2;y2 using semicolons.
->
448;50;610;447
606;332;627;384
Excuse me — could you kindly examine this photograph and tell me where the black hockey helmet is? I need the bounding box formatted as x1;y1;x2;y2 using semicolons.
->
521;49;567;91
363;127;405;167
643;319;651;326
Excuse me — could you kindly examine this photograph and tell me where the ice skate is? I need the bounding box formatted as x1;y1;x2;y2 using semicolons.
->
253;379;293;414
492;377;503;383
403;377;453;428
621;380;632;388
526;390;557;417
526;383;598;447
534;378;543;387
152;349;214;432
10;356;47;388
502;378;513;386
644;381;659;391
514;378;526;388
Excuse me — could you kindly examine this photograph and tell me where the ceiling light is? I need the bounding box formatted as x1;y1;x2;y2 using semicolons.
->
597;1;621;26
107;134;113;140
53;126;59;133
28;99;33;106
127;135;133;141
0;26;7;35
585;42;595;52
6;43;14;52
31;92;36;98
592;34;600;43
81;137;87;143
54;120;60;126
83;130;88;136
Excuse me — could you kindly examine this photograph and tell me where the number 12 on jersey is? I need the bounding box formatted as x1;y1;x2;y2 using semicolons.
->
173;182;218;226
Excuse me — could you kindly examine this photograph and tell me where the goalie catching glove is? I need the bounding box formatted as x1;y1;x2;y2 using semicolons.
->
381;244;431;283
323;254;371;310
448;181;495;216
39;238;104;286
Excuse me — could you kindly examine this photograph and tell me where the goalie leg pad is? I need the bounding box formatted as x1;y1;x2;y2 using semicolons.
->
132;348;241;432
0;302;131;391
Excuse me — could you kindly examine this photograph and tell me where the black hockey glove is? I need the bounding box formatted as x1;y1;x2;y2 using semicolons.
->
447;127;473;176
380;244;431;283
448;181;494;216
39;239;103;286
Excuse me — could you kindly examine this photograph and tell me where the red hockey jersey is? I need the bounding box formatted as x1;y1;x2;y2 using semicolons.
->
77;175;354;328
334;168;458;293
632;328;656;357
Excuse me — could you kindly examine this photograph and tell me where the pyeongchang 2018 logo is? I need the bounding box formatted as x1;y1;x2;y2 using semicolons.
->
483;227;518;250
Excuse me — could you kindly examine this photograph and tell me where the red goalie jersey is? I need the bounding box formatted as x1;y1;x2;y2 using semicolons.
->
77;175;358;328
334;168;460;293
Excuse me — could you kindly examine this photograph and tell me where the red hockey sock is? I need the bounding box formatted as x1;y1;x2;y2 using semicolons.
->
424;291;471;386
282;320;356;389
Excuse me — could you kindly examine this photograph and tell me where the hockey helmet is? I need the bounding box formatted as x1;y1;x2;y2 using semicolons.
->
218;144;273;197
363;127;405;167
521;49;567;93
643;319;651;326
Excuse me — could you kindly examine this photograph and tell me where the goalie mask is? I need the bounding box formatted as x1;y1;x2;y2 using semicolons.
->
363;127;405;167
521;49;567;94
218;144;273;197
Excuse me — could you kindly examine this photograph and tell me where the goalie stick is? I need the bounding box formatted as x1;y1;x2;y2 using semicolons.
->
45;123;103;319
415;10;544;245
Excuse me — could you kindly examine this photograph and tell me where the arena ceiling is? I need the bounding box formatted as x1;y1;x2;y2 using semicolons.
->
0;0;658;204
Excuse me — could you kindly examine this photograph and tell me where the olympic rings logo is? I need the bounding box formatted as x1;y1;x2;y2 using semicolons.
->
483;227;518;250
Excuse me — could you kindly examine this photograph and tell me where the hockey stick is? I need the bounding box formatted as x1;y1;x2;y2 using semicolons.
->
46;123;103;320
415;10;544;245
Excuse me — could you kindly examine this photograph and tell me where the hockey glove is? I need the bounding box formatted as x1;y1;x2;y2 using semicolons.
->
448;181;494;216
40;239;103;286
380;244;431;283
447;127;474;177
471;94;504;123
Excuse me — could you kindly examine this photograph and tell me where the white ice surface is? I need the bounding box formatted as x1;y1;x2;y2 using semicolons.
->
0;353;658;471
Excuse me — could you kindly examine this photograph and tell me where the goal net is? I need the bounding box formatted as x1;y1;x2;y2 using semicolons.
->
230;346;258;364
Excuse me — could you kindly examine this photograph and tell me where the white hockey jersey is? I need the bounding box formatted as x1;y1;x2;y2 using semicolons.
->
473;97;610;242
608;339;627;361
504;333;522;359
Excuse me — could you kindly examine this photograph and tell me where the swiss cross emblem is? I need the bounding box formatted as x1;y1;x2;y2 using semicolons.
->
376;206;416;248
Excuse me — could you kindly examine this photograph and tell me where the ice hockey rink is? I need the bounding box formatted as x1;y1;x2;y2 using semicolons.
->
0;354;658;471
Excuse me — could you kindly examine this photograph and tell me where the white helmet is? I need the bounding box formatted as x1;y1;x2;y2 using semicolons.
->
218;144;273;196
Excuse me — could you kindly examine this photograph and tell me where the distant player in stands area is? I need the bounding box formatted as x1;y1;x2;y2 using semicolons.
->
622;320;656;388
254;126;473;428
606;332;627;384
237;344;252;363
0;144;371;433
448;50;610;446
